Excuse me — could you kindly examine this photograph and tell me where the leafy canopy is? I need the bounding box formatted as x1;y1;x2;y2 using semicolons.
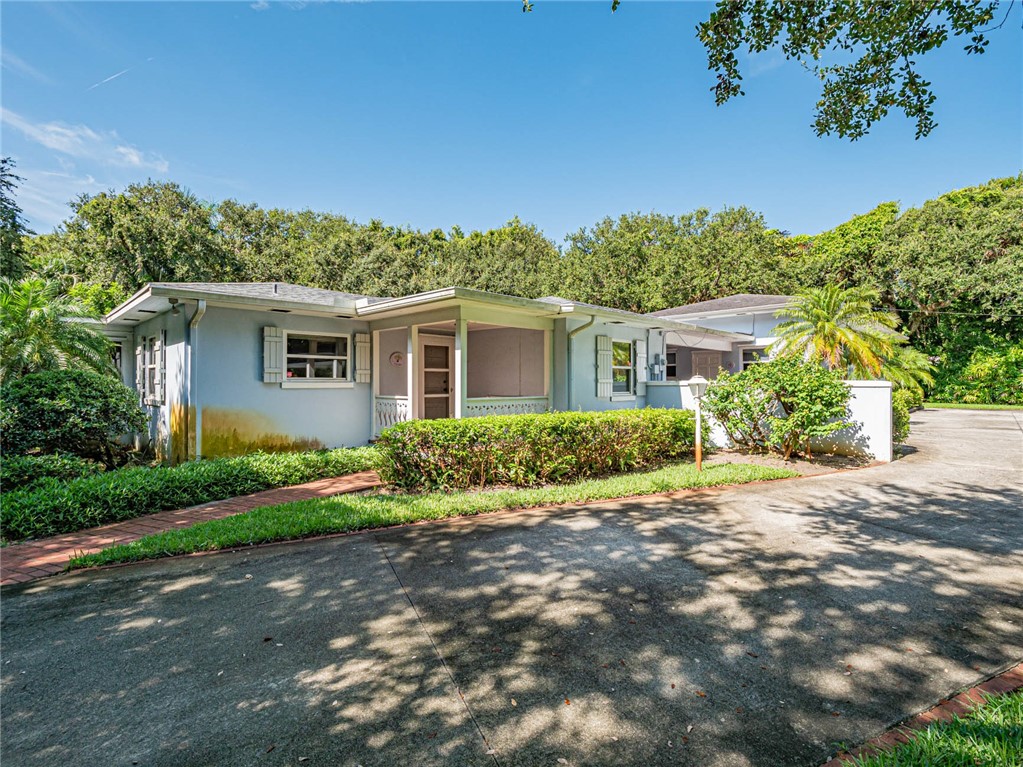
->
523;1;1002;139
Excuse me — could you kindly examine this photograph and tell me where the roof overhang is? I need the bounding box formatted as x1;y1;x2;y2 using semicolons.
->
104;284;360;325
656;303;791;322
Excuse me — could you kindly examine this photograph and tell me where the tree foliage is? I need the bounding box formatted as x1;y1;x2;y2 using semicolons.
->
1;157;32;280
697;1;999;139
0;277;114;383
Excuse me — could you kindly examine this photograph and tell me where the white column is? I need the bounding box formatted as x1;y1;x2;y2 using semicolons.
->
454;319;467;419
408;325;419;420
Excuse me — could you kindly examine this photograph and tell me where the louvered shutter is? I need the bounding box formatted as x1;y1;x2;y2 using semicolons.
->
635;338;647;395
135;340;145;399
153;331;166;404
354;333;371;384
263;327;284;383
596;335;613;398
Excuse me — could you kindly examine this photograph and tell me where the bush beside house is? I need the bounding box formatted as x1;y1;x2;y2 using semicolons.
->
377;409;700;492
0;370;147;467
703;356;851;459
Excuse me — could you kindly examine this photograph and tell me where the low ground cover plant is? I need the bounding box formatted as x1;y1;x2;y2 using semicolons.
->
0;453;104;491
0;370;147;468
377;408;701;492
69;461;797;569
703;356;851;459
1;447;382;542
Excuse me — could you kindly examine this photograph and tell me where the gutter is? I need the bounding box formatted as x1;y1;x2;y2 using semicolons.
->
566;315;597;411
187;300;207;460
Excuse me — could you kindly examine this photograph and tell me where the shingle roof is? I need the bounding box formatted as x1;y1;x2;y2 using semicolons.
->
150;282;372;306
649;294;793;317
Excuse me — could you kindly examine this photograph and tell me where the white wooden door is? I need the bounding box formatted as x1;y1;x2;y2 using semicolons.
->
691;351;723;379
418;336;454;419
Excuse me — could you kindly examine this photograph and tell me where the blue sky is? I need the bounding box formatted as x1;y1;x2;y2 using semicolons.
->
2;1;1021;243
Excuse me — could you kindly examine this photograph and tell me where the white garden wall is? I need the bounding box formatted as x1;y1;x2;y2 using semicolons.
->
646;379;893;462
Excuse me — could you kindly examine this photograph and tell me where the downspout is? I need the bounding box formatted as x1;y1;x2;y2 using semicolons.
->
187;300;207;460
566;315;596;412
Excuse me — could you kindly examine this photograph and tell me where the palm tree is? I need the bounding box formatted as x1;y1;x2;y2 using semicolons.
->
770;285;900;376
0;277;114;383
770;285;934;392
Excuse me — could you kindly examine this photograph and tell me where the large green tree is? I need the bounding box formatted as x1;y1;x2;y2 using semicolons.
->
53;181;239;297
1;157;32;280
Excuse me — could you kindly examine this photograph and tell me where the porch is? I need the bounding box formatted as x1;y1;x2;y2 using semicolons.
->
371;318;551;435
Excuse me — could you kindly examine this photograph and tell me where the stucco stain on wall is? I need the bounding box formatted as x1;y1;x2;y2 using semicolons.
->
200;407;324;458
169;403;190;465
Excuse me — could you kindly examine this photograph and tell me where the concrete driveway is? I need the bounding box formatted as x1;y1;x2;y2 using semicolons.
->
3;408;1021;767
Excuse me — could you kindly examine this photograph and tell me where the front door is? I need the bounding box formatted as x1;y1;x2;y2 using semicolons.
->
418;336;454;419
691;351;723;379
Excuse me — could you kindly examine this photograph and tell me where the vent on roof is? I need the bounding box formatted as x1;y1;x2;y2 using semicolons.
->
269;308;291;313
137;309;157;314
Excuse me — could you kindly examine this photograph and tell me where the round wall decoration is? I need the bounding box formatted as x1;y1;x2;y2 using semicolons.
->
389;351;405;367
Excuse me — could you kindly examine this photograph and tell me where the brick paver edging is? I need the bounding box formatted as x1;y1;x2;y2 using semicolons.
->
0;470;382;588
821;661;1023;765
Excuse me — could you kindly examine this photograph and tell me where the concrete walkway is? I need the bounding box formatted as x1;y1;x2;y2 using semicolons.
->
0;470;382;586
2;409;1021;767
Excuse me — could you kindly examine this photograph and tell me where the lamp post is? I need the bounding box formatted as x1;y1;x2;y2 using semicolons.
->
688;375;708;471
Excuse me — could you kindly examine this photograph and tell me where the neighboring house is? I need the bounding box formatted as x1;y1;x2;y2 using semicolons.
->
648;294;793;380
103;283;750;463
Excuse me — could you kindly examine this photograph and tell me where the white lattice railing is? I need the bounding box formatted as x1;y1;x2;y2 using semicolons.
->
464;397;550;417
375;396;411;430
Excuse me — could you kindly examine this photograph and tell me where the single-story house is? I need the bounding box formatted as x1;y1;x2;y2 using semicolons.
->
103;284;892;463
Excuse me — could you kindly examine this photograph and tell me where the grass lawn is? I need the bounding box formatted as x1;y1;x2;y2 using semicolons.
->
69;461;796;569
851;691;1022;766
925;402;1023;411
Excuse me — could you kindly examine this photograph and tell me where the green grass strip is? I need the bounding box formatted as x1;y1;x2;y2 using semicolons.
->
850;691;1022;767
69;462;795;569
924;402;1023;411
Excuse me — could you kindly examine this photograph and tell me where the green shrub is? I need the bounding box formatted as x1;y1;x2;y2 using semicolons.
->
935;341;1023;405
0;453;103;491
0;370;147;466
896;386;924;410
377;409;699;492
0;446;382;541
703;356;851;460
892;389;912;445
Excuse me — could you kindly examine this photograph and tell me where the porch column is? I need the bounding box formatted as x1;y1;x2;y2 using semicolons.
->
408;325;419;419
454;318;467;418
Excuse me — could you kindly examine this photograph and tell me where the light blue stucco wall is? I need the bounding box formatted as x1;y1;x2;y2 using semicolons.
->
567;319;654;412
194;306;374;457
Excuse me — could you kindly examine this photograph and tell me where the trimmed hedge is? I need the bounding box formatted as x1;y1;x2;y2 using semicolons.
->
1;447;382;542
1;453;103;491
377;409;700;492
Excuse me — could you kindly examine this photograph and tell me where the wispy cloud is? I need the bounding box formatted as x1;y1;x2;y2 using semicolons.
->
87;68;131;91
1;49;53;85
1;109;169;173
15;169;106;231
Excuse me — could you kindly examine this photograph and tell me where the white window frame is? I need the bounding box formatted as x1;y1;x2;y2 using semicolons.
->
282;331;354;389
741;347;768;370
143;336;158;404
611;339;635;399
